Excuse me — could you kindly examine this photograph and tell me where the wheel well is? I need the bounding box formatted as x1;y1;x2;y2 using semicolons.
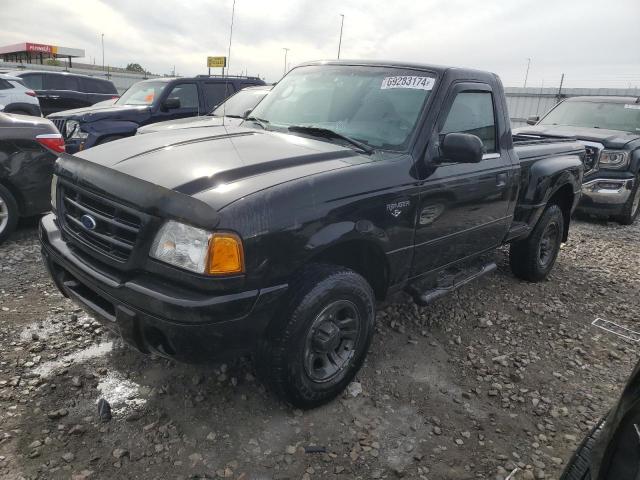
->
0;179;24;215
548;184;574;242
311;240;389;300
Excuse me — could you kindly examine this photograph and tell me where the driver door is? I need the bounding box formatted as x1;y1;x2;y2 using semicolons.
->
157;82;200;122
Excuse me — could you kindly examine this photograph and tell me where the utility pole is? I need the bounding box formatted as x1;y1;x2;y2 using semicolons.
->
337;14;345;59
283;47;290;76
101;34;105;71
523;57;530;88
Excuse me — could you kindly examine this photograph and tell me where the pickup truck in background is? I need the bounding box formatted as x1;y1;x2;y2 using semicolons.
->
517;96;640;225
46;75;266;153
40;60;584;408
136;85;272;135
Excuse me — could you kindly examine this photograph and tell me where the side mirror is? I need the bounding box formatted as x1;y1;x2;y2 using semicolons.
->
526;115;540;125
440;133;484;163
242;108;253;119
162;97;181;110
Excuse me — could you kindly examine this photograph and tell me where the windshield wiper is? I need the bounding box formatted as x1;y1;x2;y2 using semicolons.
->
244;116;270;129
287;125;374;154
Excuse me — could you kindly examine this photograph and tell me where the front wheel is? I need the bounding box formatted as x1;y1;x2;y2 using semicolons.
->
254;264;375;409
510;204;565;282
616;174;640;225
0;184;19;245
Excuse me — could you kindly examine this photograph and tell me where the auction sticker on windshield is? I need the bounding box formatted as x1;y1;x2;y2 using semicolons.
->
624;104;640;110
381;76;435;90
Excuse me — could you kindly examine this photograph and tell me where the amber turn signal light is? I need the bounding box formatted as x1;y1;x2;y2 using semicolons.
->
207;233;244;275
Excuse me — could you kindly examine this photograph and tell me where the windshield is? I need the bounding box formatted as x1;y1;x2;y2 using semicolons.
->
248;65;436;150
116;81;166;106
539;100;640;133
212;88;269;117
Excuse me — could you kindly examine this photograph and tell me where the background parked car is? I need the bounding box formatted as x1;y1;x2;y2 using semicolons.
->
137;85;272;134
516;96;640;225
0;112;64;244
0;73;41;117
6;70;119;116
48;75;266;152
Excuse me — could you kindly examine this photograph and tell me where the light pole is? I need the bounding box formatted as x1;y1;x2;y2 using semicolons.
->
283;47;290;76
337;14;344;59
523;57;531;88
101;34;105;71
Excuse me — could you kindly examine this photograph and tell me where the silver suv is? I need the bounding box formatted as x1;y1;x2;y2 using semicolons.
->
0;74;41;117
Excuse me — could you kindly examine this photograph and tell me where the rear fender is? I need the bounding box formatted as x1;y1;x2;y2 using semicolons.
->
520;155;583;229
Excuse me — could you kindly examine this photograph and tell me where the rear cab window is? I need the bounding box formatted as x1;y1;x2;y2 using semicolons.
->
203;82;237;111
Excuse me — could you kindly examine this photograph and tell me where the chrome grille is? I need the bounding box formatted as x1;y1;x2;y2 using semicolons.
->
51;119;66;135
59;182;142;262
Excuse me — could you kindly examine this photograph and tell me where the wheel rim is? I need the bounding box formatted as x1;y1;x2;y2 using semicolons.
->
538;221;559;267
303;299;361;383
631;183;640;218
0;195;8;234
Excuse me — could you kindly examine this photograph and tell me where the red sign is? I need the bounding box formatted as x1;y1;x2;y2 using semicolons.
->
26;43;52;54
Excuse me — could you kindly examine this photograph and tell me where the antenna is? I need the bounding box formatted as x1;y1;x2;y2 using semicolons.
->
222;0;236;127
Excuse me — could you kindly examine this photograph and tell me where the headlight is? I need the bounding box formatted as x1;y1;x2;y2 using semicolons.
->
51;174;58;211
64;120;88;140
149;221;244;275
599;150;629;169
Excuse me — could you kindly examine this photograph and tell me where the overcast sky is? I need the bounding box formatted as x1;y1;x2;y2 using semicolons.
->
1;0;639;88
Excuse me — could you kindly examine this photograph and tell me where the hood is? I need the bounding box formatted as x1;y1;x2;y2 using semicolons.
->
515;124;640;149
48;104;151;123
75;125;364;204
137;115;243;134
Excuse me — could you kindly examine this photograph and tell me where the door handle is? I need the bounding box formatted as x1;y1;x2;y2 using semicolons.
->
496;173;508;188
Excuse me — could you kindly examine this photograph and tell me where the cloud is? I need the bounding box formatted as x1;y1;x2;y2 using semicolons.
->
0;0;638;88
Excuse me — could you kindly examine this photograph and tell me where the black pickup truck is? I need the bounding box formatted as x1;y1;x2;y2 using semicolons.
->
517;96;640;225
40;61;584;407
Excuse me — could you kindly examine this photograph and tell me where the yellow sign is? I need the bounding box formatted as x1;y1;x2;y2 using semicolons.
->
207;56;227;68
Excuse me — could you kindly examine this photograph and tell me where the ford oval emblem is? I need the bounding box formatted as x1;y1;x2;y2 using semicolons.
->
80;214;97;231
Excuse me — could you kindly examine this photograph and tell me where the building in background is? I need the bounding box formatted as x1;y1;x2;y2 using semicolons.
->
0;42;84;68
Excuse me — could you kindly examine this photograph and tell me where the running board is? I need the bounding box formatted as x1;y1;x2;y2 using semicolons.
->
405;262;497;307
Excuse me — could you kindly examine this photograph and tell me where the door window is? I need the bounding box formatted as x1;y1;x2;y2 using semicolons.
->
441;91;496;153
0;79;14;90
20;74;43;90
45;74;80;91
166;83;199;109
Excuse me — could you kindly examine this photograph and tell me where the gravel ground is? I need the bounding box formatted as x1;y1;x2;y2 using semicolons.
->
1;216;638;480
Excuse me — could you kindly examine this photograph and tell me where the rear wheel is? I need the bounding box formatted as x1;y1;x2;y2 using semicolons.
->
510;204;564;282
616;174;640;225
0;184;19;245
254;264;375;409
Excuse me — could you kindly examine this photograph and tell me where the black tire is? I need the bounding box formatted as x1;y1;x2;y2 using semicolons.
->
616;174;640;225
510;203;565;282
97;135;126;145
254;264;375;409
6;110;31;116
0;184;19;245
560;417;605;480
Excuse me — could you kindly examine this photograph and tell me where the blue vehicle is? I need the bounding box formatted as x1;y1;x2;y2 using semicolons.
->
47;75;265;152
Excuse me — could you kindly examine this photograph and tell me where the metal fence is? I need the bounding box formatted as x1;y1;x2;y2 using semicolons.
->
0;60;159;93
506;86;640;128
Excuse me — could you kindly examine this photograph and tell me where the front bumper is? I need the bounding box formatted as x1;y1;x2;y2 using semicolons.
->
577;175;636;215
39;213;287;363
